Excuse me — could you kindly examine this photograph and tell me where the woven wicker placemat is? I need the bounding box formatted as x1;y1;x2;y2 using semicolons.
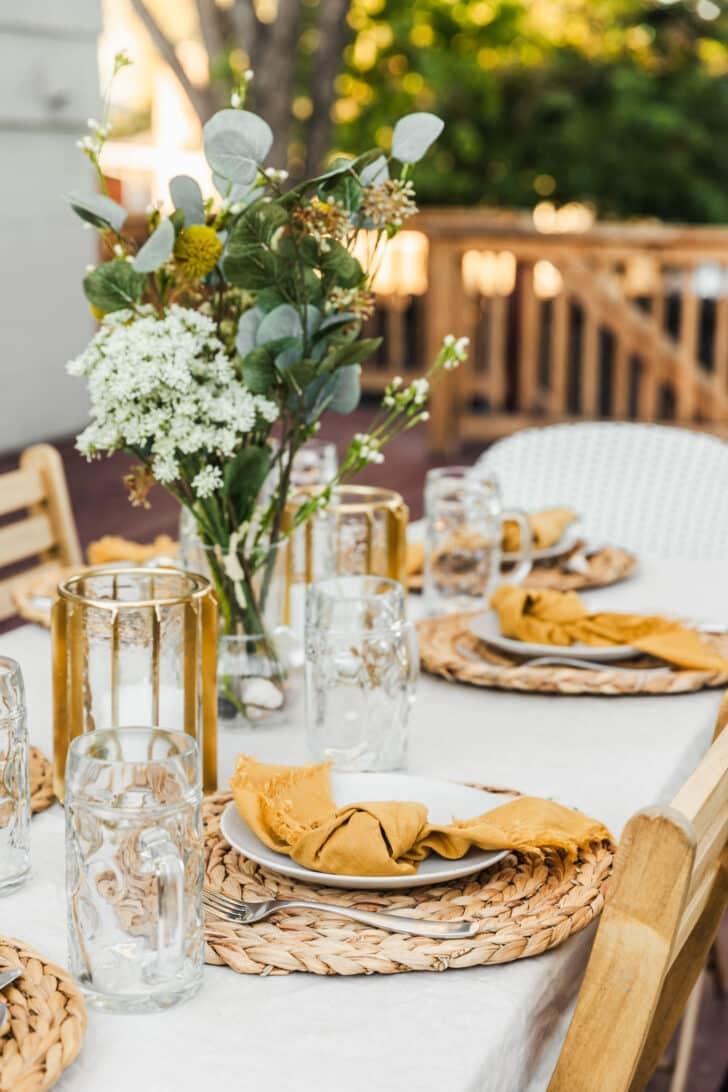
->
418;612;728;697
29;749;54;817
0;938;87;1092
202;791;614;976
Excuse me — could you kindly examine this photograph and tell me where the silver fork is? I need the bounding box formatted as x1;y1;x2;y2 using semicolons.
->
0;967;23;1032
203;889;478;939
522;655;671;674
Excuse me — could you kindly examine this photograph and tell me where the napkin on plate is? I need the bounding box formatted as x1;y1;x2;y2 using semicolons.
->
230;755;612;878
491;584;728;672
86;534;178;566
502;507;576;554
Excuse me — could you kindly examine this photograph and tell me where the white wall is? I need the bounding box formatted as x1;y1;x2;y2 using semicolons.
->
0;2;101;453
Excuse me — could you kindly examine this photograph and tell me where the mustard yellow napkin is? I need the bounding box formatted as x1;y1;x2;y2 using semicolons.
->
230;755;612;878
502;507;576;554
491;584;728;672
87;534;178;566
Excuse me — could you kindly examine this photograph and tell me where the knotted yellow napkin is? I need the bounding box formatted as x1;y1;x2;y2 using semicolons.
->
491;584;728;672
502;507;576;554
230;755;611;878
87;534;178;566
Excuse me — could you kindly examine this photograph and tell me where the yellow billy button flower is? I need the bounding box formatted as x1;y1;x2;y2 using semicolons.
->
173;225;223;280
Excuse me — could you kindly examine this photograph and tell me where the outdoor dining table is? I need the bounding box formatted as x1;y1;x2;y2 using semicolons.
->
1;557;724;1092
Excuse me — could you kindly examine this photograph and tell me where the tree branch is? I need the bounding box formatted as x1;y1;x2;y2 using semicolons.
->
253;0;303;167
228;0;264;60
129;0;215;122
304;0;354;174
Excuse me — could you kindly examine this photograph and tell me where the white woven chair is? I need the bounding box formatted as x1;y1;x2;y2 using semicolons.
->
473;422;728;560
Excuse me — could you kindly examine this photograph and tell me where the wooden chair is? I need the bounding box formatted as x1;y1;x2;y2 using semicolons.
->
548;720;728;1092
0;444;81;621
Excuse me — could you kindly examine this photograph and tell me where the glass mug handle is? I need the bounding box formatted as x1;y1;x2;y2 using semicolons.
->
400;621;420;700
502;508;533;584
138;827;185;981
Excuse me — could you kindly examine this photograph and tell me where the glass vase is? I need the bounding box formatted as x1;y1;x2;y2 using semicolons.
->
178;521;303;730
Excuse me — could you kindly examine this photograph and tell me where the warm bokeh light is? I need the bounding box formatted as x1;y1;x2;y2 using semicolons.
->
355;231;429;296
462;250;516;297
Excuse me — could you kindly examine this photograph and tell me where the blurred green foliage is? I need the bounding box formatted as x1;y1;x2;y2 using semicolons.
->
331;0;728;222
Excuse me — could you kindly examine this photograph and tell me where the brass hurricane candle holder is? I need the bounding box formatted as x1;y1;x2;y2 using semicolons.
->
52;566;218;800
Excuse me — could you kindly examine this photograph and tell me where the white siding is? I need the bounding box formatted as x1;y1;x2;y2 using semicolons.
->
0;0;101;452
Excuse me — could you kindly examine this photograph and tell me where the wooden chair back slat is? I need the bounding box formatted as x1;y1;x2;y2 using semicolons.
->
548;720;728;1092
0;514;56;568
0;444;81;622
0;469;45;517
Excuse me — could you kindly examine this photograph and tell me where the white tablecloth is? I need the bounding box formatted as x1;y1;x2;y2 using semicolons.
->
1;561;725;1092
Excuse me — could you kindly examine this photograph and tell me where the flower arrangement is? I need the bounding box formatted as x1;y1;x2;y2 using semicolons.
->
66;56;467;717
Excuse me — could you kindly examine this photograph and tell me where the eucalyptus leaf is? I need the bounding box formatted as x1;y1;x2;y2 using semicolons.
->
132;218;175;273
359;155;389;186
256;303;321;345
322;337;381;373
241;347;275;394
169;175;205;225
391;113;444;164
319;241;364;288
83;260;146;313
275;338;304;372
235;307;263;357
204;109;273;183
223;445;271;517
328;365;362;414
67;190;127;232
212;172;259;202
317;311;358;333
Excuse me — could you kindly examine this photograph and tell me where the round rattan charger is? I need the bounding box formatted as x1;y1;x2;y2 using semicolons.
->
417;612;728;697
0;938;86;1092
202;791;614;977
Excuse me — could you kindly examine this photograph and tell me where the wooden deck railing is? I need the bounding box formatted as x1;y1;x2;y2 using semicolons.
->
389;210;728;451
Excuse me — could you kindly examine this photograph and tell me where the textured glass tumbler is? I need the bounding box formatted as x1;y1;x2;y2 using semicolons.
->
424;467;532;616
0;657;30;894
305;576;419;771
65;727;203;1013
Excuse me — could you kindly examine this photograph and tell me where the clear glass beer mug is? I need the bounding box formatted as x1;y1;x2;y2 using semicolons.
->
65;727;203;1012
305;576;419;771
0;657;30;894
424;467;532;615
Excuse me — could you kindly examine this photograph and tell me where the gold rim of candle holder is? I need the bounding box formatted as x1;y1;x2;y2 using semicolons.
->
56;566;210;610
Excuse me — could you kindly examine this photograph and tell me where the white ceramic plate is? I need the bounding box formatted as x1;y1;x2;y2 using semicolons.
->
220;772;510;890
469;609;638;662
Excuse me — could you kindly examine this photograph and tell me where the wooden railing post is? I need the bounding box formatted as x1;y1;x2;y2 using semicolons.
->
427;240;463;454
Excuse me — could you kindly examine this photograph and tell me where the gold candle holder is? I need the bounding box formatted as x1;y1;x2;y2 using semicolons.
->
52;566;218;800
283;485;409;626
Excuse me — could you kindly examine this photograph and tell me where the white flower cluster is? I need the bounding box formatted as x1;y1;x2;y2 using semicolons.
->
76;117;111;157
68;305;278;486
353;432;384;464
442;334;470;367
